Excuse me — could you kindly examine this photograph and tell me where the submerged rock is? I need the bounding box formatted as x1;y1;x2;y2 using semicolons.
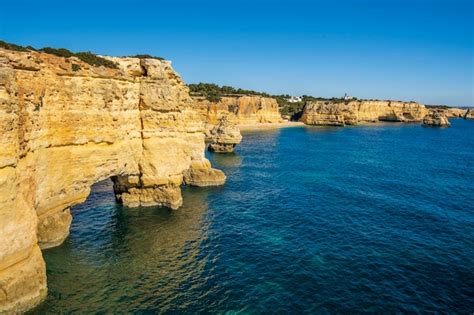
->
207;116;242;153
423;111;451;127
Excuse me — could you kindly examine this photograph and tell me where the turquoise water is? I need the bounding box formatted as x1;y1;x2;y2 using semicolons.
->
35;120;474;313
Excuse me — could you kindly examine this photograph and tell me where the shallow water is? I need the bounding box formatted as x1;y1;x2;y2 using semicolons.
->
34;120;474;313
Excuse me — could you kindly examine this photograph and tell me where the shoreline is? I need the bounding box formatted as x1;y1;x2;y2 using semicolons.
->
237;121;305;131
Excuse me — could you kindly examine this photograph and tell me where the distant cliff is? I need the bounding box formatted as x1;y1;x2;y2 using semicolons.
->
192;95;282;127
0;48;225;313
300;100;429;126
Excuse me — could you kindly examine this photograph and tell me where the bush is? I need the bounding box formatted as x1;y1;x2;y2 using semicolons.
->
40;47;74;58
127;54;165;60
74;51;117;68
0;40;30;52
187;82;271;102
72;64;81;72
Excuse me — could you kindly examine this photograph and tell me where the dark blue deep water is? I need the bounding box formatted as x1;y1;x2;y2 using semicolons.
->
35;120;474;313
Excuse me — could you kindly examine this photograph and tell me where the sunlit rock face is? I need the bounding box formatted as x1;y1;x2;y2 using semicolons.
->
300;100;429;126
445;107;467;118
464;108;474;120
206;116;242;153
192;95;282;127
0;48;224;313
423;111;451;127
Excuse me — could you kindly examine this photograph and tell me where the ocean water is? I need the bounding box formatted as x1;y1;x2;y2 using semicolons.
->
34;120;474;313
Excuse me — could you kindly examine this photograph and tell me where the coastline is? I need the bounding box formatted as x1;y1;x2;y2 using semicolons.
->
237;121;305;131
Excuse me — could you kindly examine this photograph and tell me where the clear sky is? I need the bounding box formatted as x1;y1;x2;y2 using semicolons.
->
1;0;472;106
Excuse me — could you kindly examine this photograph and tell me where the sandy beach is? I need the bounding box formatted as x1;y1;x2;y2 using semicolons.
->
237;121;305;131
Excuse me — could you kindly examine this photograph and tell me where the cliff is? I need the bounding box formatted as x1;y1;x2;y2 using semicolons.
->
464;108;474;120
192;95;282;127
445;107;467;118
0;48;225;313
300;100;429;126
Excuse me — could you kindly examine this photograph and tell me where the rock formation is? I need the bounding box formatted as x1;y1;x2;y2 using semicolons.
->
445;107;467;118
0;48;225;313
422;111;451;127
300;100;429;126
192;95;282;126
464;108;474;120
206;116;242;153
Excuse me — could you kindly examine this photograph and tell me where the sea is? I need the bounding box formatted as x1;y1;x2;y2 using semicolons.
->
33;119;474;313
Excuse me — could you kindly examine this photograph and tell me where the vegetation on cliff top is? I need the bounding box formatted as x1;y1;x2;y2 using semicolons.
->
187;82;360;120
0;40;118;69
127;54;165;60
188;83;271;102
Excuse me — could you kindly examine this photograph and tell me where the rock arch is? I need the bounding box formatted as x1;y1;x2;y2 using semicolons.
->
0;49;224;312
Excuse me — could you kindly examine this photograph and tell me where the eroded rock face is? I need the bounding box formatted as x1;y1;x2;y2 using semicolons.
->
206;116;242;153
193;95;282;126
464;108;474;120
300;100;429;126
0;48;224;312
445;107;467;118
423;111;451;127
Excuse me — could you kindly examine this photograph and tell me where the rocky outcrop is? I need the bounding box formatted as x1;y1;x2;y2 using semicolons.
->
193;95;282;127
300;100;429;126
422;111;451;127
0;48;225;313
464;108;474;120
445;107;467;118
206;116;242;153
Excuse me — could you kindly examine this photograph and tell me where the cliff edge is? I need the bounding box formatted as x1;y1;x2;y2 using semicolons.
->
0;48;224;313
300;100;429;126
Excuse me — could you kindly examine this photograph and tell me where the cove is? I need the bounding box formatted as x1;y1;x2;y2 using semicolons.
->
34;120;474;313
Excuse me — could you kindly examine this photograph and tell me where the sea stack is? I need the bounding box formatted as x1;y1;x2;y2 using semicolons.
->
207;116;242;153
422;111;451;127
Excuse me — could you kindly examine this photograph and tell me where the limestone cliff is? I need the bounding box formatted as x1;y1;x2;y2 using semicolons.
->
464;108;474;120
300;100;429;126
445;107;467;118
0;48;225;313
192;95;282;127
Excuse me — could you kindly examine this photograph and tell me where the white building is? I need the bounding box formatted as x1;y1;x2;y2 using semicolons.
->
343;93;354;100
287;96;303;103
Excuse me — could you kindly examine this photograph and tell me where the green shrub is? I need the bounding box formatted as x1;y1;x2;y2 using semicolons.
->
40;47;74;58
0;40;29;52
128;54;165;60
74;51;118;68
72;64;81;72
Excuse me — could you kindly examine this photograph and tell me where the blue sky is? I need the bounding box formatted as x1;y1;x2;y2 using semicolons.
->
1;0;472;106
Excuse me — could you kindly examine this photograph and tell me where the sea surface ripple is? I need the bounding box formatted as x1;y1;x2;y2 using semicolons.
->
34;120;474;313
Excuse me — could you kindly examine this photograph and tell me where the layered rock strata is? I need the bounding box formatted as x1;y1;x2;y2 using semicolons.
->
422;111;451;127
193;95;282;127
206;116;242;153
0;48;224;313
445;107;467;118
300;100;429;126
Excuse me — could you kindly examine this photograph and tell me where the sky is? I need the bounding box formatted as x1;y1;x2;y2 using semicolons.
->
0;0;472;106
